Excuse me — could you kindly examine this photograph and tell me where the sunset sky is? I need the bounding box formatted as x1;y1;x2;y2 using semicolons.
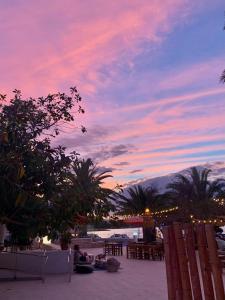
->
1;0;225;187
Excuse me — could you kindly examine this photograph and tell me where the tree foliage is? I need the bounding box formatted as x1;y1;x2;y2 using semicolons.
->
70;158;115;217
167;167;225;222
0;88;86;242
41;157;116;239
114;185;163;215
220;70;225;83
0;88;116;243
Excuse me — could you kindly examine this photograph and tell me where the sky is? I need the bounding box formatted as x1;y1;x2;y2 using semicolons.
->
0;0;225;187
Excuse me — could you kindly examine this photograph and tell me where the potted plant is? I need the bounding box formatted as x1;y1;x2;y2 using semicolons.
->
60;232;72;250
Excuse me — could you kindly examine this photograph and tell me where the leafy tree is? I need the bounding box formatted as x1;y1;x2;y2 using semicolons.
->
167;167;225;222
0;88;84;245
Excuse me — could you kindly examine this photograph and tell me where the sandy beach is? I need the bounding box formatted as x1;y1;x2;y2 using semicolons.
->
0;247;167;300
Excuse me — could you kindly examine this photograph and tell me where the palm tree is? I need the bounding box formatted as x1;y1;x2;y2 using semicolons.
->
115;185;161;215
68;158;115;236
115;185;166;242
167;167;225;222
220;70;225;83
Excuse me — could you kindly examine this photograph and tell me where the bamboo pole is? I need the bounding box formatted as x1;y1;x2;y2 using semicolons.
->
184;224;203;300
196;224;215;300
173;223;193;300
163;226;176;300
205;224;225;300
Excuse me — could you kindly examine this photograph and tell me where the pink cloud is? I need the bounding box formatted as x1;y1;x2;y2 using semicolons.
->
159;57;224;91
0;0;194;97
111;143;225;166
0;0;224;187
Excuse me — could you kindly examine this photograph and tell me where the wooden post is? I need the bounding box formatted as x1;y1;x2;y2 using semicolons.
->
163;226;176;300
184;224;203;300
163;225;183;300
173;223;193;300
170;226;183;300
196;224;215;300
205;224;225;300
0;224;6;250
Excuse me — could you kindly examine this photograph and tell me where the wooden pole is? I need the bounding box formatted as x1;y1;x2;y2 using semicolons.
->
196;224;215;300
170;226;183;300
184;224;203;300
205;224;225;300
163;226;176;300
173;223;193;300
163;225;183;300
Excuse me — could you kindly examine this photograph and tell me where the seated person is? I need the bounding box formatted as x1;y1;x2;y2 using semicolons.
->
94;253;107;269
74;245;94;274
74;245;88;264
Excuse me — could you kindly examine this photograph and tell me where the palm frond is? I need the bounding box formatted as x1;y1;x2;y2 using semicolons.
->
220;70;225;83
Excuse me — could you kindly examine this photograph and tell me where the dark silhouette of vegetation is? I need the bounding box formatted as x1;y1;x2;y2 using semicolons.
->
0;88;115;247
113;168;225;227
167;167;225;222
50;158;116;238
115;185;162;215
1;91;225;247
220;70;225;83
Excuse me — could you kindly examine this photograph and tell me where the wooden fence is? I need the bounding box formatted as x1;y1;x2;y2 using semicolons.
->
163;223;225;300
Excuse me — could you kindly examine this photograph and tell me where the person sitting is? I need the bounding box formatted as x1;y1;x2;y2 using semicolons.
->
74;245;88;264
73;245;94;273
94;253;107;270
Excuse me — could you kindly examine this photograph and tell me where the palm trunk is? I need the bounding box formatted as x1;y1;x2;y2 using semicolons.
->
0;224;6;250
78;224;88;237
143;215;156;243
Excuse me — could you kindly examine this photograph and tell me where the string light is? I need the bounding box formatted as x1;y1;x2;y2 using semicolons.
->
152;206;179;216
190;217;225;225
115;204;225;225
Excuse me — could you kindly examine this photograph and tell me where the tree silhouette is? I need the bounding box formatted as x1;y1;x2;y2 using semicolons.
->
167;167;225;222
115;185;161;216
65;158;115;236
0;87;84;246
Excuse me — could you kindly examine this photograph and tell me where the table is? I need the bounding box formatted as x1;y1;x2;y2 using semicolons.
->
126;243;164;260
104;242;123;256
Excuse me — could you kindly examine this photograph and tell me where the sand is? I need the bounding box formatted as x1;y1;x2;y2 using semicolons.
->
0;247;167;300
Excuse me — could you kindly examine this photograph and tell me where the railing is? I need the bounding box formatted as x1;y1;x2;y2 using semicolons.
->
0;251;48;282
0;249;74;283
